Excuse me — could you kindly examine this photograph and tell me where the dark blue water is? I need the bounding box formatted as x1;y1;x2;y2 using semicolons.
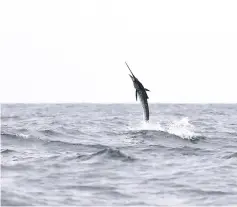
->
1;104;237;206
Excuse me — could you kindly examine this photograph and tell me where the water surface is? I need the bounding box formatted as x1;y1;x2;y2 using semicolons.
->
1;104;237;206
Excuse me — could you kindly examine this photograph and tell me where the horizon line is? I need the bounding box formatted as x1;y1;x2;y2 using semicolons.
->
1;102;237;105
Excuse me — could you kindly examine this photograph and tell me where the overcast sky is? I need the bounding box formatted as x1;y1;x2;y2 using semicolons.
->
0;0;237;103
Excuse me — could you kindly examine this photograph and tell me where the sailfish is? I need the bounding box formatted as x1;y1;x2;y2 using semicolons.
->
125;62;150;122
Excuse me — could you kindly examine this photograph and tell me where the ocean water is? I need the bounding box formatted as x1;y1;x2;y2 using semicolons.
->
1;104;237;206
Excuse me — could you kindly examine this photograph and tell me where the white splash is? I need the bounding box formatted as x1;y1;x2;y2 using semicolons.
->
166;117;197;139
127;120;164;131
17;133;30;139
128;117;198;140
141;121;164;131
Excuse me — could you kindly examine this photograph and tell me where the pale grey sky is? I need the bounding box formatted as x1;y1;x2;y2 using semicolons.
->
0;0;237;103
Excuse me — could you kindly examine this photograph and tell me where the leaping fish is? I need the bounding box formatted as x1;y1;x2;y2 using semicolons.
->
125;62;150;122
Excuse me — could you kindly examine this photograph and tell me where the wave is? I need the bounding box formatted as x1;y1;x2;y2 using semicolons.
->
168;146;214;156
38;129;63;136
93;148;134;161
1;115;20;119
223;152;237;159
185;188;232;196
1;130;110;153
38;128;93;139
1;132;30;139
1;149;17;154
2;128;82;141
44;140;107;150
75;147;135;162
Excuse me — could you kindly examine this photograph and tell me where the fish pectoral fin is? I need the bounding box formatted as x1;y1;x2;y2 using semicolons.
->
145;88;150;92
135;90;138;101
